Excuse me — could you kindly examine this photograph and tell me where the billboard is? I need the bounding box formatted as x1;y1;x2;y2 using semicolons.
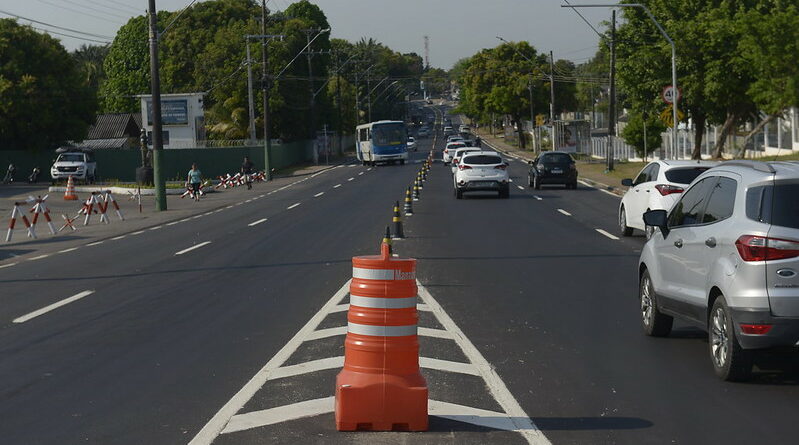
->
145;99;189;126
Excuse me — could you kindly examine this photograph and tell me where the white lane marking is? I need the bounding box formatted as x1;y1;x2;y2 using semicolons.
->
149;226;163;231
367;167;373;171
226;205;234;209
348;164;356;168
330;303;349;313
418;283;549;445
600;188;620;197
358;172;364;176
259;194;265;198
333;184;342;188
347;177;354;181
577;180;594;189
58;247;78;254
248;218;268;227
13;290;95;323
313;192;324;198
419;357;479;376
517;185;525;190
287;203;301;210
188;281;350;445
28;254;50;261
416;303;432;312
86;241;104;246
509;179;514;182
111;235;126;240
596;228;620;240
222;397;335;435
418;327;452;339
430;400;538;434
304;326;347;341
175;241;212;256
269;357;343;380
0;262;18;269
245;199;253;203
131;230;145;235
533;195;543;201
557;209;572;216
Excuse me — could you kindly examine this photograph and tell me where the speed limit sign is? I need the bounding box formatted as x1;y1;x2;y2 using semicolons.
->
662;86;682;104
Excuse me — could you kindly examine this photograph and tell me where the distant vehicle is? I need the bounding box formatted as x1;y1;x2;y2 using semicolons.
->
443;126;454;136
446;135;464;144
356;120;408;166
50;147;97;183
442;142;466;165
619;160;718;238
459;125;471;134
407;136;417;152
639;160;799;381
528;151;578;190
417;127;430;138
426;98;433;105
453;151;509;199
450;147;482;173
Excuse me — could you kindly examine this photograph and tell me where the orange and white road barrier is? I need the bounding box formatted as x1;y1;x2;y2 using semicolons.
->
63;175;78;200
79;192;107;225
5;199;36;242
59;214;77;232
28;195;56;236
335;232;428;432
101;191;125;221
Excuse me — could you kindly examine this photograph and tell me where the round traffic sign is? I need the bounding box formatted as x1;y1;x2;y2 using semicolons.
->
662;86;682;104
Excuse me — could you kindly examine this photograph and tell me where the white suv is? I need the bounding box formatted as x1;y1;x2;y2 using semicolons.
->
453;151;509;199
50;148;98;183
450;147;482;173
639;161;799;381
620;160;717;238
442;141;466;165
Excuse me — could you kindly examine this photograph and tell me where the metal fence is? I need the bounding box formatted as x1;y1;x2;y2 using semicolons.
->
590;136;637;161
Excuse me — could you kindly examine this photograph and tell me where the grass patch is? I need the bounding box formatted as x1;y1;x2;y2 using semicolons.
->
579;161;646;185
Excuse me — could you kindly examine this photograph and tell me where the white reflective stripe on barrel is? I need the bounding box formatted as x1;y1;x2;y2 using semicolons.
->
347;322;417;337
352;267;415;281
349;295;417;309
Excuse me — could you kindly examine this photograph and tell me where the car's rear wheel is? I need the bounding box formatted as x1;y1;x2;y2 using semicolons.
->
640;270;673;337
619;206;634;237
710;297;753;381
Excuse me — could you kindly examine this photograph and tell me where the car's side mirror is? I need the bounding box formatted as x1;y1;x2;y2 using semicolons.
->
643;209;669;238
621;178;633;187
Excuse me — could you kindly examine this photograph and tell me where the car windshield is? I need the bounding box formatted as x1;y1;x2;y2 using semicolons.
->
665;167;712;184
463;155;501;165
372;124;406;145
541;153;572;164
57;154;84;162
448;143;465;149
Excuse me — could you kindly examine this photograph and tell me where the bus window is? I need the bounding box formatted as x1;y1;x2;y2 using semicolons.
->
372;124;405;146
359;128;369;142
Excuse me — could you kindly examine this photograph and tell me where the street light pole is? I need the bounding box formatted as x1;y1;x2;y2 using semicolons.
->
147;0;166;211
562;3;679;159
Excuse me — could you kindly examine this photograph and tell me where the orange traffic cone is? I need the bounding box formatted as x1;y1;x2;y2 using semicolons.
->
63;175;78;200
335;229;428;431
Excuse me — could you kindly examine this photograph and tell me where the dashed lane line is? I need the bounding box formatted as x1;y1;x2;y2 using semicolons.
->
58;247;79;253
314;192;324;197
557;209;572;216
333;184;342;188
0;262;18;269
517;185;525;190
13;290;95;324
347;177;354;181
287;203;301;210
533;195;543;201
86;241;104;246
175;241;212;256
596;228;620;240
149;226;163;231
28;254;50;261
111;235;126;240
248;218;268;227
358;172;364;176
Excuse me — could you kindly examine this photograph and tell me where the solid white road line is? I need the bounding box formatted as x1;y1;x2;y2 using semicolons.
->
419;357;479;376
596;228;620;240
557;209;572;216
248;218;268;227
269;357;343;380
333;184;342;188
222;397;335;435
0;262;18;269
58;247;79;253
189;281;351;445
330;303;349;313
28;254;50;261
429;400;537;434
13;290;95;323
416;303;432;312
418;327;452;339
175;241;212;256
418;283;550;445
287;203;301;210
313;192;324;197
304;326;348;341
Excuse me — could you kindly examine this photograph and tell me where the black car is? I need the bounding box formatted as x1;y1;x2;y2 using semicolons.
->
528;151;578;189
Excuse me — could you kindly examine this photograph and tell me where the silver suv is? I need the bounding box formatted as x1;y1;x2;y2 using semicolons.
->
640;161;799;381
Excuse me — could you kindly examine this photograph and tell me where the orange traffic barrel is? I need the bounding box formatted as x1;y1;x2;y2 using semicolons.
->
335;239;428;432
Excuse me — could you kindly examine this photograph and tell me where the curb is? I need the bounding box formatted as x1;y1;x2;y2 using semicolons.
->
578;176;625;197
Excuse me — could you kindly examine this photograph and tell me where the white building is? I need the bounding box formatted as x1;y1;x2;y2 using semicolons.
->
138;93;205;148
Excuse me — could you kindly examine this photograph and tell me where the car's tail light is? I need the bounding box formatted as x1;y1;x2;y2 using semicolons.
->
735;235;799;261
740;324;773;335
453;158;459;164
655;184;684;196
494;164;507;170
458;164;472;170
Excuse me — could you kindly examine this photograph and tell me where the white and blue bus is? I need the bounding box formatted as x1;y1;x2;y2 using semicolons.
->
355;120;408;166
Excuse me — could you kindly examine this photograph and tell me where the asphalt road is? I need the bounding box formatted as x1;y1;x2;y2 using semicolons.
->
1;106;798;445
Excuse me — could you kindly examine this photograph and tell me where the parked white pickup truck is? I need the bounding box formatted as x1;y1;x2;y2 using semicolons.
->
50;148;97;183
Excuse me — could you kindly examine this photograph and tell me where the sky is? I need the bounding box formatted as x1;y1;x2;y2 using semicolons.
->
0;0;611;69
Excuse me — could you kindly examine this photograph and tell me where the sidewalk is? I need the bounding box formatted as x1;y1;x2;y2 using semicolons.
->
0;160;350;263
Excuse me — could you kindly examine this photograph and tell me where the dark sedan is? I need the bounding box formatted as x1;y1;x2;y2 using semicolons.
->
528;151;578;189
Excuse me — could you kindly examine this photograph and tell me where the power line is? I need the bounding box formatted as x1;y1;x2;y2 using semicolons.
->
74;0;142;17
0;9;115;39
30;26;111;44
61;0;131;20
104;0;145;13
34;0;126;23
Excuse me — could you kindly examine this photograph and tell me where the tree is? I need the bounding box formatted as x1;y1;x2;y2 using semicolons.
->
72;44;109;93
622;111;666;159
0;19;97;151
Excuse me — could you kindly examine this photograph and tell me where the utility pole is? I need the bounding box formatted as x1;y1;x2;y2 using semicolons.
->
246;41;256;143
305;29;316;142
607;10;617;171
147;0;166;211
261;0;271;180
549;50;556;151
528;81;535;152
335;54;343;156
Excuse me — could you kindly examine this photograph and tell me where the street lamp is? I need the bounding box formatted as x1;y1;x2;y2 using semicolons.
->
562;3;679;159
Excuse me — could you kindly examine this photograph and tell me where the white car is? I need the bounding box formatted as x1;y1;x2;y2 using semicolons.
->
453;151;509;199
50;148;97;183
459;125;471;134
443;126;454;136
407;137;417;151
442;142;466;165
450;147;482;173
619;160;717;238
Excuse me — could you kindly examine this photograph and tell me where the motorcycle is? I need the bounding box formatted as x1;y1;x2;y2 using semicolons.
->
28;167;40;183
2;163;16;184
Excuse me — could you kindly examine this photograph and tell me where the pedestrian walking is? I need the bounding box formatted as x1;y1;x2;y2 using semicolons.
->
187;163;203;202
241;156;254;190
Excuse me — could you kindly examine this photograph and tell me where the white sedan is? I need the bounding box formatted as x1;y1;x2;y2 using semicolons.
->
442;142;466;165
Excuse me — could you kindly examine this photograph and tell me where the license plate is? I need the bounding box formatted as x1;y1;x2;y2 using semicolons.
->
552;168;563;174
470;181;497;188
